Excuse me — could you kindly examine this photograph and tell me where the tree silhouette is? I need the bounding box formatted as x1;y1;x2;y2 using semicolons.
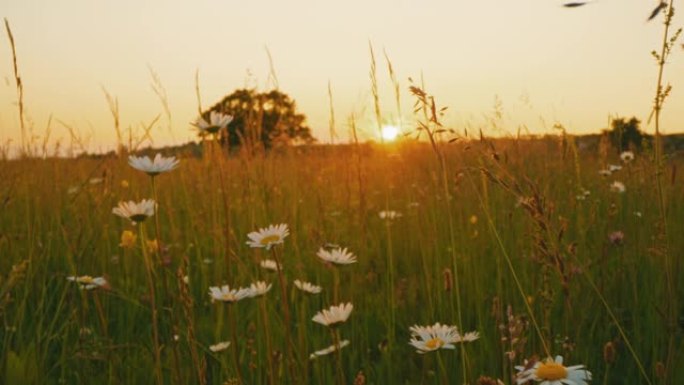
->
605;116;651;153
201;88;315;149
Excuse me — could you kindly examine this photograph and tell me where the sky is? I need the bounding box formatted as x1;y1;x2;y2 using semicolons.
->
1;0;683;153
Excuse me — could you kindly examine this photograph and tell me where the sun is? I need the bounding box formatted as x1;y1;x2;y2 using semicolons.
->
381;125;400;142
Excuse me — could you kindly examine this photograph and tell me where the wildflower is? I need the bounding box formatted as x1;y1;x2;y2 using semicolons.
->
119;230;137;249
208;285;252;303
248;281;272;297
608;164;622;172
515;355;592;385
317;247;357;266
309;340;350;360
409;323;479;354
146;239;159;253
294;279;322;294
209;341;231;352
598;169;612;177
112;199;156;224
312;303;353;327
608;231;625;245
610;181;626;193
575;188;591;201
379;210;403;220
193;111;233;135
620;151;635;163
259;259;281;271
128;153;179;176
67;275;108;290
246;224;289;250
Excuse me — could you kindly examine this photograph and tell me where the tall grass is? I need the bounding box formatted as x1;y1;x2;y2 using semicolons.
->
0;135;682;384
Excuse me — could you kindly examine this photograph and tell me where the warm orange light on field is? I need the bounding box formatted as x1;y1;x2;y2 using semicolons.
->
381;125;399;142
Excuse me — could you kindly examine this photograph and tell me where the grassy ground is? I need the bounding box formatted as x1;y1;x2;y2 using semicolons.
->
0;137;682;385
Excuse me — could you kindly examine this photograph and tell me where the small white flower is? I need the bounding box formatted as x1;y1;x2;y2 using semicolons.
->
312;303;353;327
620;151;635;163
128;153;179;176
317;247;357;266
515;355;592;385
246;224;289;250
379;210;403;220
193;111;233;135
309;340;350;360
67;275;108;290
610;181;626;193
608;164;622;172
409;322;479;354
209;341;231;352
248;281;272;297
208;285;252;303
294;279;322;294
259;259;281;271
112;199;156;224
575;188;591;201
598;169;612;177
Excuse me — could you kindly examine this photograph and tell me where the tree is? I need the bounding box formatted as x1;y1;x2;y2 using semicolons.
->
605;116;651;153
201;88;315;149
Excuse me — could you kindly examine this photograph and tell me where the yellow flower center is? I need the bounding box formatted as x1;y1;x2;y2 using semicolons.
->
78;276;94;284
220;293;236;302
536;361;568;380
425;338;444;350
260;235;281;245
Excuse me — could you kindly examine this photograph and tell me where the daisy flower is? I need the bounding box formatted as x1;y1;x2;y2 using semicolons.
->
208;285;252;303
209;341;231;353
67;275;108;290
515;355;592;385
248;281;272;297
294;279;322;294
193;111;233;135
598;169;612;177
128;153;179;176
317;247;357;266
309;340;350;360
259;259;281;271
409;322;479;354
246;224;289;250
620;151;635;163
610;181;626;193
608;164;622;173
112;199;156;224
379;210;403;220
312;303;353;327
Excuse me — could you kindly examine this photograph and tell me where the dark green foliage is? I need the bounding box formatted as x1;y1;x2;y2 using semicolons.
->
202;89;315;149
605;116;652;153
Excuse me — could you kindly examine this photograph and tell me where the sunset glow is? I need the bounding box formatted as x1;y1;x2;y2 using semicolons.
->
381;125;399;142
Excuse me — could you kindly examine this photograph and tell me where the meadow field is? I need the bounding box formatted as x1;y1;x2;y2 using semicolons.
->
0;132;682;385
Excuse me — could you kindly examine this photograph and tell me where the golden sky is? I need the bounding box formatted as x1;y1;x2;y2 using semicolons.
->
1;0;683;152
